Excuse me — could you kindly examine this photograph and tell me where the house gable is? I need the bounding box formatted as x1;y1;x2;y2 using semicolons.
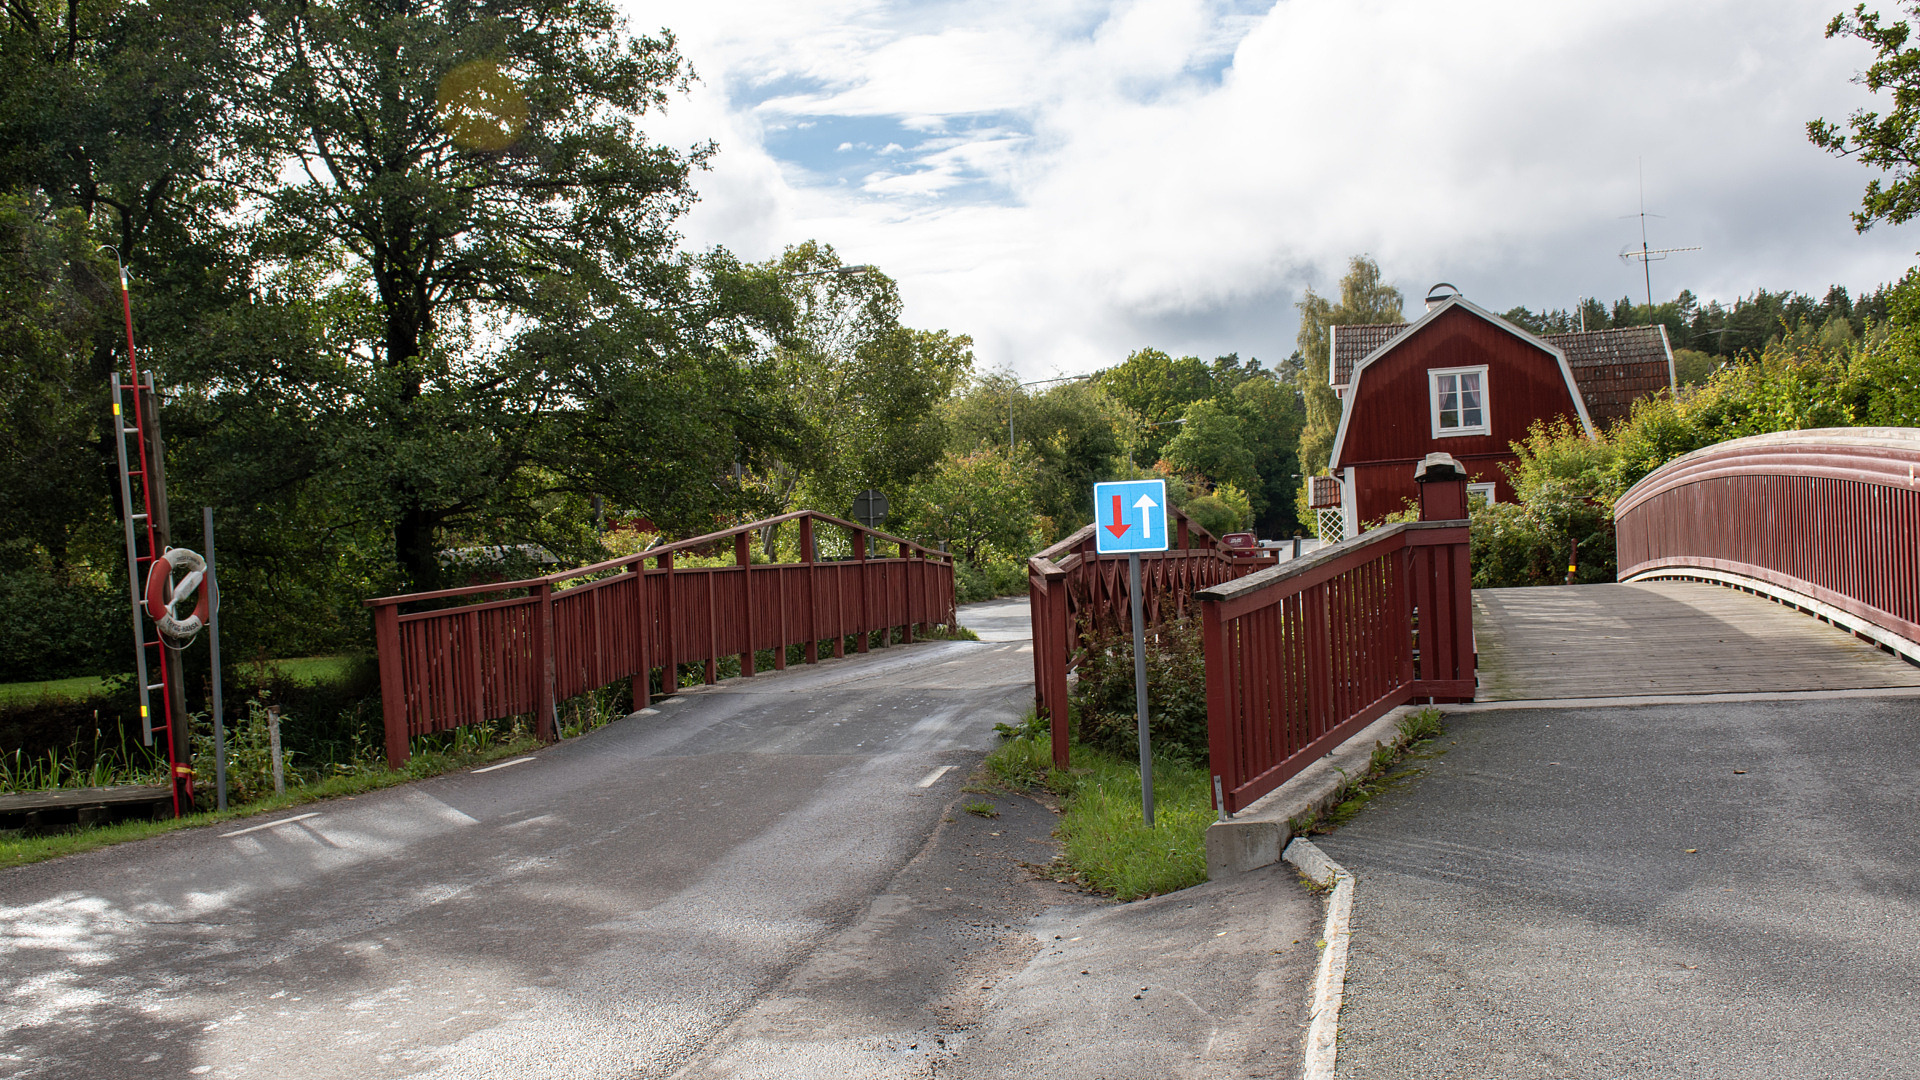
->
1328;297;1595;473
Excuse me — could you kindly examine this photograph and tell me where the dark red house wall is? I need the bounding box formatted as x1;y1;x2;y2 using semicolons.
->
1335;305;1586;525
1351;456;1513;526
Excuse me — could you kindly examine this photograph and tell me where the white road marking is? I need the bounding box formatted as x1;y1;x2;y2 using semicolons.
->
222;812;320;838
472;756;535;774
915;765;955;788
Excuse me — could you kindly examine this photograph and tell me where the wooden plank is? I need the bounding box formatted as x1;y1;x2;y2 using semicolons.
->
1474;581;1920;700
0;785;171;813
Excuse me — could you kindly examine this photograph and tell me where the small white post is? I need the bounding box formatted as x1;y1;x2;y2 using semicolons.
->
267;705;285;796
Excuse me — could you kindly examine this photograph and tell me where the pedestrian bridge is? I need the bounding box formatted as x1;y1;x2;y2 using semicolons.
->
1033;427;1920;817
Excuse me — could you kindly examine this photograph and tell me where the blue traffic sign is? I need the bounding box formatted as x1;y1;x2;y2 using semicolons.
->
1092;480;1170;554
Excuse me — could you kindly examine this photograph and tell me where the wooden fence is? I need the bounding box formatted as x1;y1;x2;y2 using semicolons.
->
1027;507;1275;769
365;511;957;769
1195;518;1473;816
1614;426;1920;660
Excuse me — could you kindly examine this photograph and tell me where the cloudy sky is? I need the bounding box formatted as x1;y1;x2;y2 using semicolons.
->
621;0;1920;380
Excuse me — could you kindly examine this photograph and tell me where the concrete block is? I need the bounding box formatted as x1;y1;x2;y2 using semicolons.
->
1205;819;1285;879
1206;704;1430;880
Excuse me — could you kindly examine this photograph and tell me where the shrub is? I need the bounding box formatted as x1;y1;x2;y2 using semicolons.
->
0;568;128;682
1069;616;1210;763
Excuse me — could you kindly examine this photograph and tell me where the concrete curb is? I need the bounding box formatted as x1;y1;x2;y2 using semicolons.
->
1283;837;1353;1080
1203;704;1425;879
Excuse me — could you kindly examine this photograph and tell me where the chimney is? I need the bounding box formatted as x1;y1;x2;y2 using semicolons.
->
1425;282;1461;311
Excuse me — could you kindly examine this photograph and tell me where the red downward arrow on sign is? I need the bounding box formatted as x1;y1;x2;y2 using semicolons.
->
1105;493;1131;538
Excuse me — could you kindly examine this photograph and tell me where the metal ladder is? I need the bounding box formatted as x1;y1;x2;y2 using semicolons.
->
107;260;186;817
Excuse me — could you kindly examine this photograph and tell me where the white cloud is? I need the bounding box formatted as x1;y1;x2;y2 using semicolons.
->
626;0;1920;378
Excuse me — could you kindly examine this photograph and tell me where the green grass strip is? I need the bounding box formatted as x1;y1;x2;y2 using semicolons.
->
981;723;1212;901
0;737;539;871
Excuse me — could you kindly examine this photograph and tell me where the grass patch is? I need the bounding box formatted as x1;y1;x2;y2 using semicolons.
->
0;735;540;871
980;712;1212;901
256;655;356;684
921;623;981;642
963;799;999;818
0;675;112;705
0;655;356;707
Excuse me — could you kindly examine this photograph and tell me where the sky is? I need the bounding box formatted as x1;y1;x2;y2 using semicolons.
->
620;0;1920;380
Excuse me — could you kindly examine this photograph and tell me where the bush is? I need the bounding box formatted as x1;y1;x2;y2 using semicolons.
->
0;568;128;682
955;556;1028;603
1069;616;1209;763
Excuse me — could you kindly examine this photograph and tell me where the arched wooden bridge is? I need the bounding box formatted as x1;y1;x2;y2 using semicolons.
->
1480;428;1920;701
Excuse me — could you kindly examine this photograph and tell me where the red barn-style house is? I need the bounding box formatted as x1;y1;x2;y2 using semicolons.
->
1316;287;1673;538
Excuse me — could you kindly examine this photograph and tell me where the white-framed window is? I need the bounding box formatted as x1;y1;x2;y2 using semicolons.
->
1429;366;1489;437
1467;481;1497;507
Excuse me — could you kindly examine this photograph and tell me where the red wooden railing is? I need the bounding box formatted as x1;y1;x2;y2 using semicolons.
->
365;511;957;768
1195;516;1472;816
1614;427;1920;659
1027;507;1275;768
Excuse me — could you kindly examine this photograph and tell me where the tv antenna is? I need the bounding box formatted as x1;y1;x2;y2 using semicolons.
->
1618;161;1700;311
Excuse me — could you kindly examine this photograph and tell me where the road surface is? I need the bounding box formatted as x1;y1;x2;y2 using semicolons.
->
3;596;1317;1079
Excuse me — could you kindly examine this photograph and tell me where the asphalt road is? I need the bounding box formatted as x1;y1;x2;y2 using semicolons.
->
1;606;1036;1079
1316;693;1920;1079
1;595;1320;1080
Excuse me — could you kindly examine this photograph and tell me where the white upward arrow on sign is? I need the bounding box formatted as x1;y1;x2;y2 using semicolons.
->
1133;493;1160;539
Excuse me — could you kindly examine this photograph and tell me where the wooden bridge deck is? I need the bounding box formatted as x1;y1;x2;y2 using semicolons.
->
1473;580;1920;700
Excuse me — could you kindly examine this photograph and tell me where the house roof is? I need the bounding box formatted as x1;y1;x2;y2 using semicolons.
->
1543;325;1675;426
1329;319;1672;427
1327;296;1597;472
1330;323;1408;386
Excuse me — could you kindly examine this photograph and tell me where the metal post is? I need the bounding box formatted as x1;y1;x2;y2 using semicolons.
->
1130;552;1155;827
204;508;227;811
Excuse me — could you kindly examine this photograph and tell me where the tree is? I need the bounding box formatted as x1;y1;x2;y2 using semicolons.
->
213;0;781;590
747;242;973;530
1810;3;1920;230
900;449;1035;566
0;0;247;566
937;374;1133;537
1161;399;1256;495
1295;256;1403;522
1224;374;1306;535
1095;349;1220;466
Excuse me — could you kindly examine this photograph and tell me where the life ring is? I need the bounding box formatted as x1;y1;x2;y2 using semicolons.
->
145;547;210;646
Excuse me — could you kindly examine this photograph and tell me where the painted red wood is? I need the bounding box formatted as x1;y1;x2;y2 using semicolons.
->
366;511;958;769
1334;305;1589;525
1615;428;1920;647
1025;505;1276;768
1194;518;1472;816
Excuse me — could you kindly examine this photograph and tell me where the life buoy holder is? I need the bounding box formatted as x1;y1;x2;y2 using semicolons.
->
145;547;211;647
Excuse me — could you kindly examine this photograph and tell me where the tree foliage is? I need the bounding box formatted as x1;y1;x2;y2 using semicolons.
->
747;242;972;528
1295;256;1403;531
898;448;1035;566
1810;3;1920;230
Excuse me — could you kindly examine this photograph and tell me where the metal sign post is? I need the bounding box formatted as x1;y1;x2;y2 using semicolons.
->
851;489;888;558
204;508;227;811
1092;479;1169;827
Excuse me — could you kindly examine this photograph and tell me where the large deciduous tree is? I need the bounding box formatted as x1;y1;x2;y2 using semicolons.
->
1811;3;1920;230
748;242;973;528
221;0;773;590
